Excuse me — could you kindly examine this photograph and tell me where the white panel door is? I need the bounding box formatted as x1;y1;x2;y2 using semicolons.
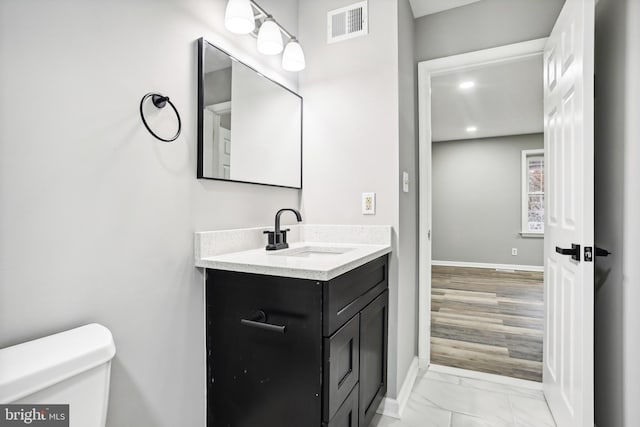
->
203;109;215;177
219;128;231;180
543;0;594;426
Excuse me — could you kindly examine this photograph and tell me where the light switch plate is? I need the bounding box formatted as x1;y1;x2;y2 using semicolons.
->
362;192;376;215
403;172;409;193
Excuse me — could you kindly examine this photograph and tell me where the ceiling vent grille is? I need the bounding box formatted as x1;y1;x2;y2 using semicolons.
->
327;1;368;44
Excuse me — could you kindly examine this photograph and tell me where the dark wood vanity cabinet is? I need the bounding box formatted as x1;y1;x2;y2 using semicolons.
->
205;255;388;427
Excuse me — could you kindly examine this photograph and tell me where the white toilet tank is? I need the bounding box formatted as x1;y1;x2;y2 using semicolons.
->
0;323;116;427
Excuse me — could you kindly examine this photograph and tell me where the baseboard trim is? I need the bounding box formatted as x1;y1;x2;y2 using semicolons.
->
428;364;543;390
377;356;419;419
432;260;544;272
418;357;429;370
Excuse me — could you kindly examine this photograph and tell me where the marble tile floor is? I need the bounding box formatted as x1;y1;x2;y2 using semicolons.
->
372;369;556;427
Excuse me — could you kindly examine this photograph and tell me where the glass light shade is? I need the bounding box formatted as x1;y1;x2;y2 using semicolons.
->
225;0;255;34
257;18;283;55
282;39;306;72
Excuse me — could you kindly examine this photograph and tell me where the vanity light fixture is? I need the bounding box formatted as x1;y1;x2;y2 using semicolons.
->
223;0;306;71
282;38;306;72
459;81;475;90
466;126;478;133
224;0;255;34
257;16;284;55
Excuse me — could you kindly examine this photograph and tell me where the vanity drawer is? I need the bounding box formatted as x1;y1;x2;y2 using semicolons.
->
324;384;359;427
323;314;360;421
323;255;388;336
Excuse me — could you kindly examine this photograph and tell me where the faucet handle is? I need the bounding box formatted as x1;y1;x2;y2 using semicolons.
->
280;229;291;244
263;230;276;247
263;229;291;251
263;229;290;235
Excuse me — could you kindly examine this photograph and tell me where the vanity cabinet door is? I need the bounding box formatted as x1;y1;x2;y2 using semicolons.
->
358;291;389;427
206;270;323;427
324;314;360;421
325;384;359;427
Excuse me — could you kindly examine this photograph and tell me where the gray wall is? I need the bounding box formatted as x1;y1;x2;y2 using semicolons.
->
415;0;565;61
204;68;232;129
298;0;403;395
204;67;232;106
594;0;625;424
622;1;640;421
0;1;299;426
594;0;640;425
298;0;399;225
397;0;419;394
432;134;544;266
298;0;418;399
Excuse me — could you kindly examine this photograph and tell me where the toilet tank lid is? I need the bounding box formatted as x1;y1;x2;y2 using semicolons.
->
0;323;116;403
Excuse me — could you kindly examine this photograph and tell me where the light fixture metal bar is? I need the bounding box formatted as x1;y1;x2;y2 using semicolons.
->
249;0;295;40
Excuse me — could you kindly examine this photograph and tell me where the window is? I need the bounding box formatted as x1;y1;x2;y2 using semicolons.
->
522;149;545;236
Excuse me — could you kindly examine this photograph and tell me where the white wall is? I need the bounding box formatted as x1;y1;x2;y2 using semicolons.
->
432;134;544;266
298;0;418;400
0;1;300;426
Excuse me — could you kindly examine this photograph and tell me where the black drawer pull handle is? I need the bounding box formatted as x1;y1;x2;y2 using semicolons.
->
240;311;286;334
240;319;286;333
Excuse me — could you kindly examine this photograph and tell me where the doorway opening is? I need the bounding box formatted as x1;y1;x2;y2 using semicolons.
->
412;2;594;426
417;39;548;384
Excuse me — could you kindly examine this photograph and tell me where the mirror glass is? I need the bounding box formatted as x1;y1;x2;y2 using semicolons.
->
197;38;302;189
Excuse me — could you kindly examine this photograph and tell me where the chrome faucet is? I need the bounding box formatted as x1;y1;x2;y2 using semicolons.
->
264;208;303;251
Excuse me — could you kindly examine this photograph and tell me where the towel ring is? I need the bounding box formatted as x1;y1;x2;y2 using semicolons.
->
139;93;182;142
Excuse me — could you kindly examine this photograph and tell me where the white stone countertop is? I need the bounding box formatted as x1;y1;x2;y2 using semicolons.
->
195;225;392;281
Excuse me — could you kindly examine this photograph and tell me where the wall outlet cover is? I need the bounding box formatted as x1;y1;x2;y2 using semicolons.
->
362;192;376;215
403;172;409;193
512;248;518;256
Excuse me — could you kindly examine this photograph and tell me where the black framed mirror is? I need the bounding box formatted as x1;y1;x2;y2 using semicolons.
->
197;38;303;189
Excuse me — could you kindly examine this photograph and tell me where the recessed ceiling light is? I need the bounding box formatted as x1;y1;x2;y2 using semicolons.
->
459;81;475;90
466;126;477;133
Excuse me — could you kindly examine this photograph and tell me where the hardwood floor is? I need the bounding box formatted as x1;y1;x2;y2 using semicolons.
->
430;265;544;382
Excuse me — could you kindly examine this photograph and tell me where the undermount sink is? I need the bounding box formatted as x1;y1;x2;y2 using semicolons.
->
271;246;356;258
